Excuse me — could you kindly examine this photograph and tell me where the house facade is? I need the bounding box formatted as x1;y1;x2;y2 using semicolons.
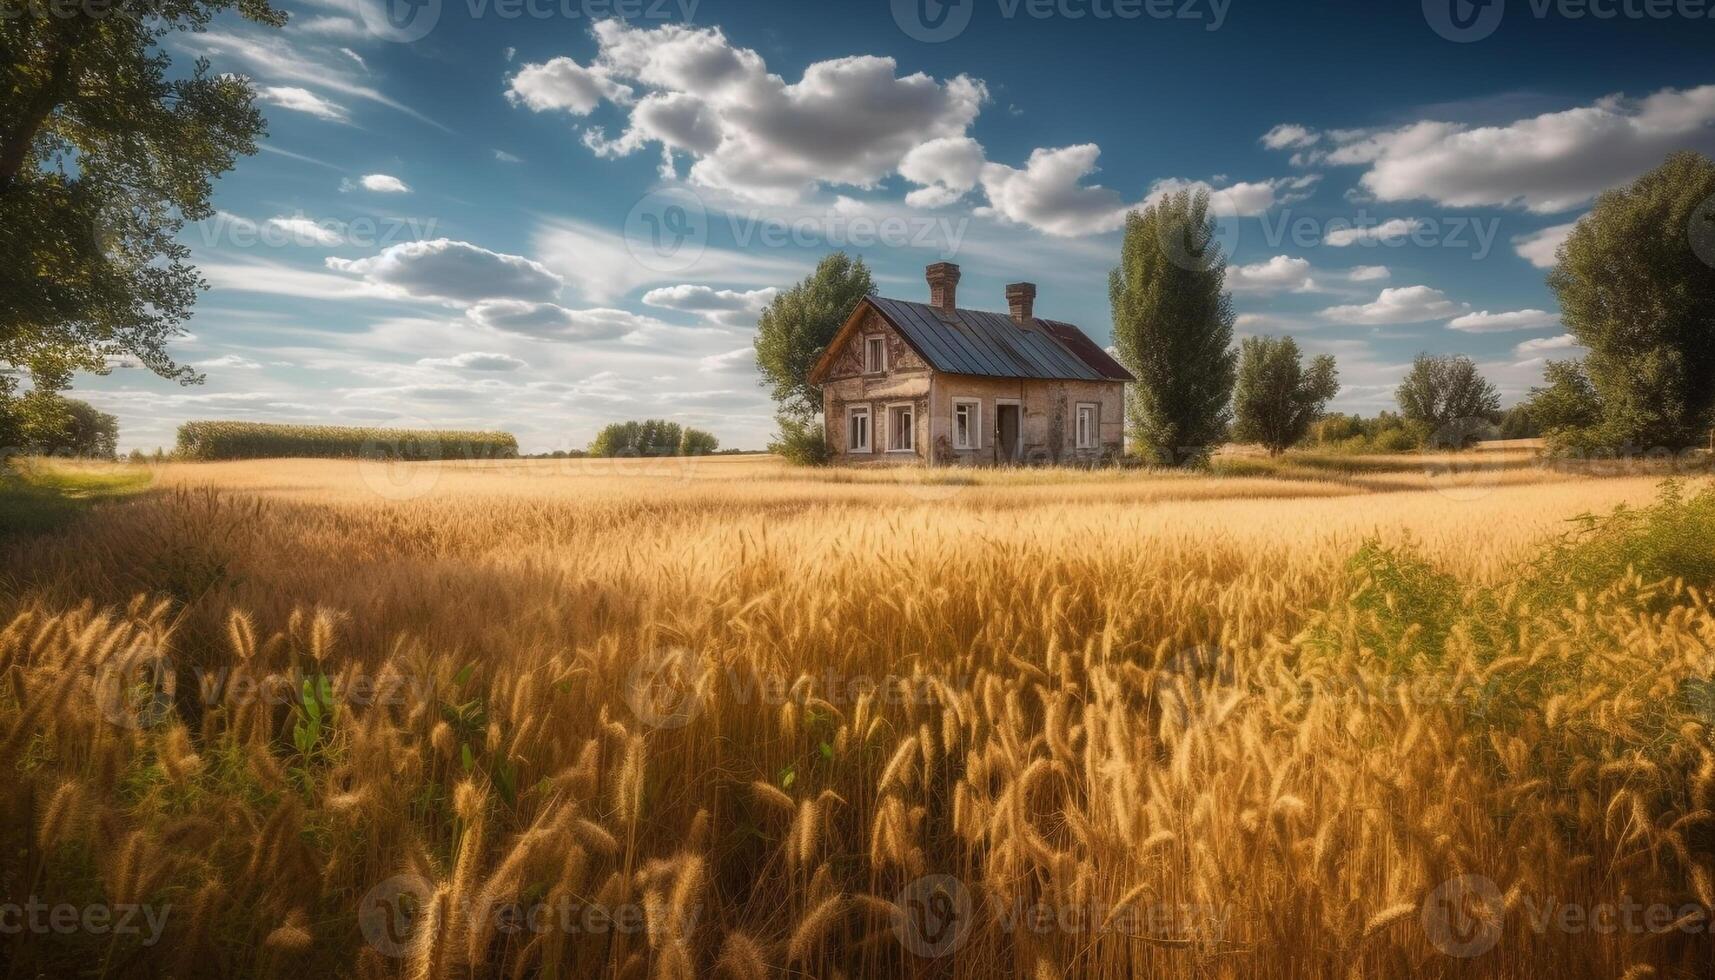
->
809;263;1134;466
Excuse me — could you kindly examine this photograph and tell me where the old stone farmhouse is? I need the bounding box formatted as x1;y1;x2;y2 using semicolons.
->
808;263;1134;465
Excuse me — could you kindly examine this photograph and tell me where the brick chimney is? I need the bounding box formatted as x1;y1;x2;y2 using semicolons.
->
925;262;960;314
1006;282;1036;323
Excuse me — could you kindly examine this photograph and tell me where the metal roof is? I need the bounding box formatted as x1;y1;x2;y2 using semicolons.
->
866;297;1135;383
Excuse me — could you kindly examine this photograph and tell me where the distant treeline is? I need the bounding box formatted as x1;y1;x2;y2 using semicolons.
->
588;419;718;457
176;421;519;461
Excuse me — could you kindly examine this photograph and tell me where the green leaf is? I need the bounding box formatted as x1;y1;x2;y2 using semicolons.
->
461;743;474;773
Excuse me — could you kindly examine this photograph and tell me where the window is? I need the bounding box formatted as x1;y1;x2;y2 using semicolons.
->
864;336;887;374
1076;403;1098;449
887;403;914;452
846;405;871;453
953;398;981;450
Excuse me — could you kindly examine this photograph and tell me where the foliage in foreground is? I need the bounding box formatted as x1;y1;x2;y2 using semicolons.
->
1;472;1713;977
176;421;518;461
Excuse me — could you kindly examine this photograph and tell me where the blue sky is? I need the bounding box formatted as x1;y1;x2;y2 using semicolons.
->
74;0;1715;451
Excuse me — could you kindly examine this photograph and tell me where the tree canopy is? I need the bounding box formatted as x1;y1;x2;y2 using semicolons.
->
1395;353;1501;446
752;252;875;424
588;420;718;457
1;0;280;395
1231;336;1338;456
1109;189;1237;467
1546;151;1715;450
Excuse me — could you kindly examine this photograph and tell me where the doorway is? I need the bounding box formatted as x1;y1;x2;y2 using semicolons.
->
995;403;1020;463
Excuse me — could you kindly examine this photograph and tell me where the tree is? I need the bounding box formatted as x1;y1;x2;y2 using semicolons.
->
1547;151;1715;449
1;0;281;402
677;428;718;456
0;390;117;457
1396;353;1501;446
1231;336;1338;455
766;417;829;466
1110;189;1237;467
587;419;717;457
1497;403;1541;440
753;252;875;424
1523;359;1603;446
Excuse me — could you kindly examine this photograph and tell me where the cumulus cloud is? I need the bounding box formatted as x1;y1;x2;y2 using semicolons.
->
466;300;660;341
1276;84;1715;213
1260;124;1320;150
1228;255;1318;294
1513;221;1578;269
508;20;985;203
1348;265;1391;281
642;284;777;325
977;144;1135;237
1324;218;1424;247
340;174;412;194
259;86;348;121
419;351;528;371
1321;285;1465;325
326;239;564;305
1447;309;1560;333
899;136;987;208
1514;334;1582;357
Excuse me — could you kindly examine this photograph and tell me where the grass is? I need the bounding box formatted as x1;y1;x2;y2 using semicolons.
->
0;458;154;537
0;453;1711;978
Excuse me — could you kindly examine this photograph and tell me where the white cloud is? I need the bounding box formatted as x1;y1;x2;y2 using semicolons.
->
259;86;348;121
1447;309;1560;333
1321;285;1465;325
1347;265;1391;281
1228;255;1318;294
1512;221;1578;269
265;215;344;246
977;144;1134;237
494;149;522;163
1260;123;1320;150
199;354;263;369
698;347;755;374
509;21;985;203
531;216;802;304
899;136;986;208
343;173;411;193
1324;218;1424;247
1146;175;1319;218
1514;334;1582;357
1294;84;1715;213
201;257;396;301
465;300;661;341
641;284;776;313
327;240;564;305
419;351;529;371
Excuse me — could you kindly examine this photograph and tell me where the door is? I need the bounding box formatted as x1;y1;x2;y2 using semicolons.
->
995;404;1019;463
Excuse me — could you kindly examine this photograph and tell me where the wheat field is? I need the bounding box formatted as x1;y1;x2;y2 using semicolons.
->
3;450;1714;978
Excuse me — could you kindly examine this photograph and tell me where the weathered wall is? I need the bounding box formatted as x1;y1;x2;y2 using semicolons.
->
822;307;930;464
927;376;1125;465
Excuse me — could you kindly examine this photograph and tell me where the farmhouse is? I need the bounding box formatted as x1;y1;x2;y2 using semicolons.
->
809;263;1134;465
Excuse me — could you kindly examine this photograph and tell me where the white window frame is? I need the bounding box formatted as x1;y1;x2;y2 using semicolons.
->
952;398;982;450
863;335;887;374
885;401;915;453
1075;402;1099;450
846;403;872;454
